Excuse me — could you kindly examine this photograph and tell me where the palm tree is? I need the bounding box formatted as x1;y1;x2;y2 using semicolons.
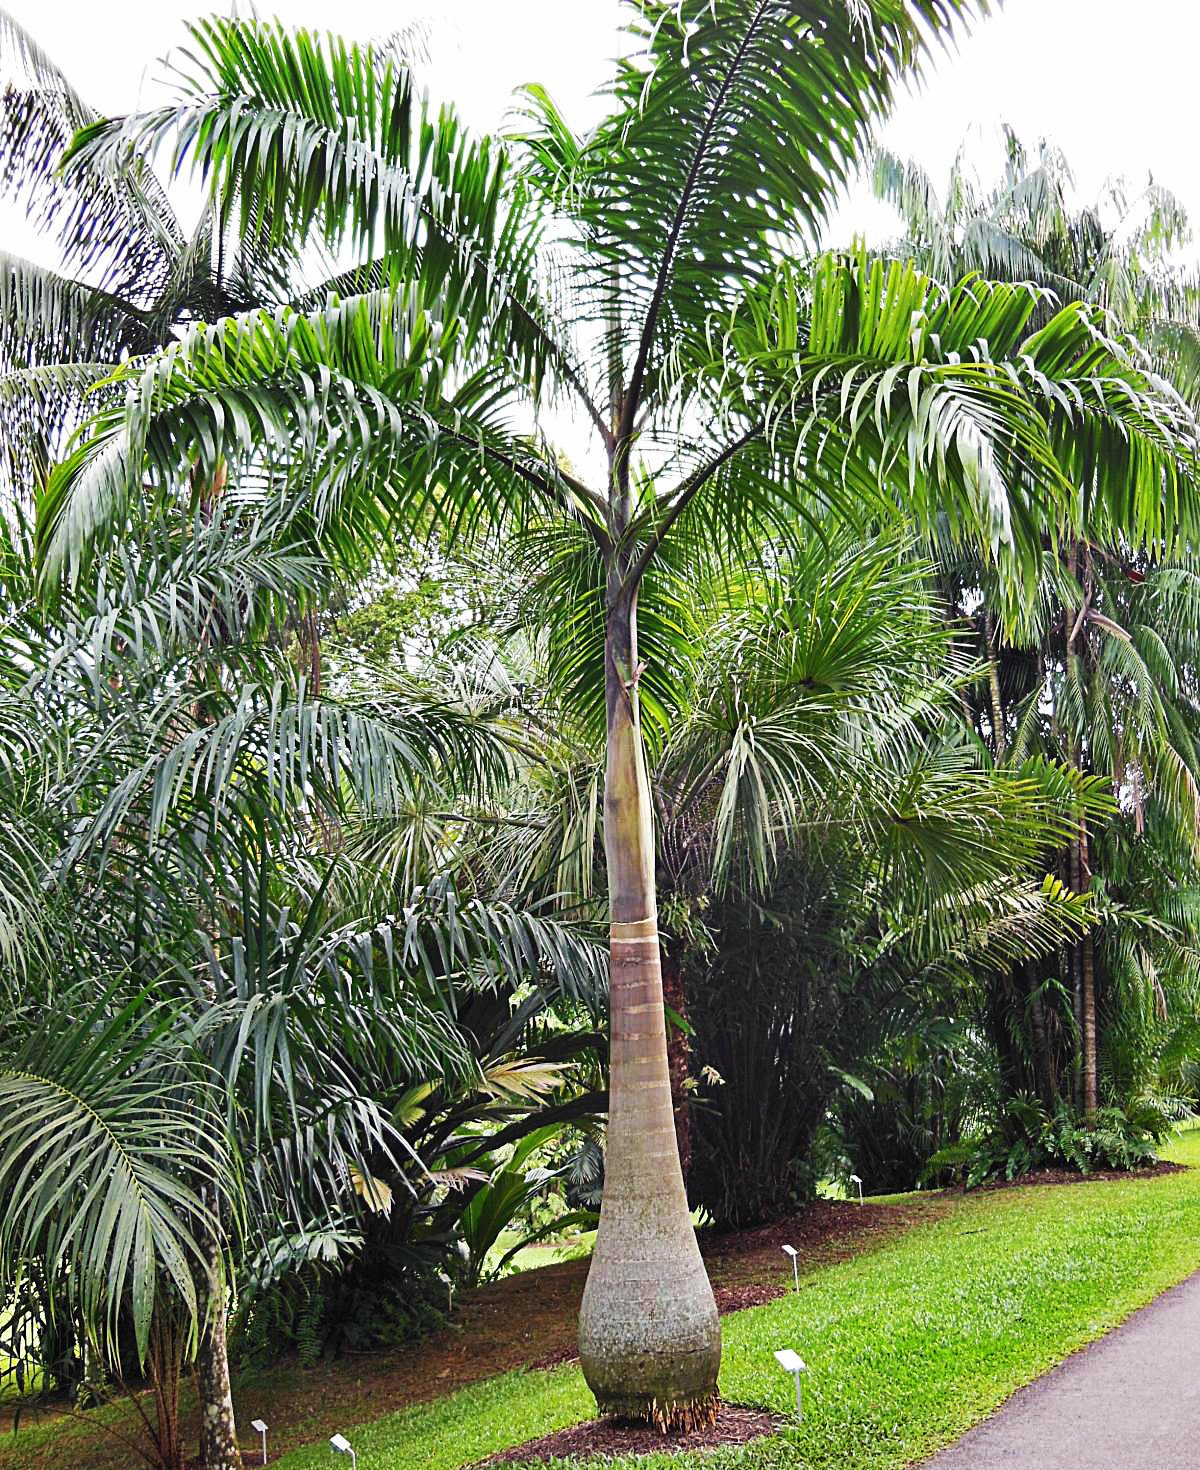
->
0;490;605;1468
873;127;1200;359
874;130;1200;1115
28;8;1200;1429
0;7;271;485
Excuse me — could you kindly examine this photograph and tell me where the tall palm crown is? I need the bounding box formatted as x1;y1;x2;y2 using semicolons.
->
23;1;1200;1430
873;127;1200;401
874;130;1200;1116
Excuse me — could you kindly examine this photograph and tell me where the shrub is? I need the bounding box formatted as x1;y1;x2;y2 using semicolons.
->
236;1260;450;1368
923;1100;1170;1188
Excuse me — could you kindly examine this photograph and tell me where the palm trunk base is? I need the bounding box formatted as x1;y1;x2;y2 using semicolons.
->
594;1389;720;1433
579;1257;721;1433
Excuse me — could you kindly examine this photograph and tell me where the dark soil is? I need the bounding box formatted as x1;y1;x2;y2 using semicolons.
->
479;1402;780;1465
703;1199;913;1264
713;1281;784;1312
973;1161;1186;1191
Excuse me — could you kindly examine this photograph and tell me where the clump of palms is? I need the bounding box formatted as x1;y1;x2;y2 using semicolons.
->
0;473;606;1470
9;1;1200;1439
874;128;1200;1122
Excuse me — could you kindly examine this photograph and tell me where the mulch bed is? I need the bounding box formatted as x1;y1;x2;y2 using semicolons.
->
702;1199;909;1261
974;1161;1186;1191
714;1281;783;1312
479;1403;780;1465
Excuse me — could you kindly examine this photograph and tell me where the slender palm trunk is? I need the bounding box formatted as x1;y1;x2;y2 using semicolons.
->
578;578;721;1429
1063;545;1096;1115
1068;838;1084;1111
146;1315;185;1470
1078;819;1097;1114
1075;552;1099;1116
196;1233;244;1470
983;612;1005;759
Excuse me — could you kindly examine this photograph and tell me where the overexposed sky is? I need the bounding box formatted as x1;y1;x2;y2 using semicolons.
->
4;0;1199;262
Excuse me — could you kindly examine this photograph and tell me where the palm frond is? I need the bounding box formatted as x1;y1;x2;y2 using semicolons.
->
0;7;181;298
519;0;986;412
64;17;584;413
0;988;237;1364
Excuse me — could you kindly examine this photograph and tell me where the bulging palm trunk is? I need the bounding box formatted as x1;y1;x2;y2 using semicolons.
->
578;586;720;1430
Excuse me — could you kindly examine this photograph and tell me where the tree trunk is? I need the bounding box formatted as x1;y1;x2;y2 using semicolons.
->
578;580;720;1430
1063;545;1099;1115
197;1235;244;1470
986;972;1028;1132
660;947;692;1182
983;612;1006;759
147;1314;185;1470
1068;839;1084;1112
300;608;322;698
1024;961;1056;1111
1078;819;1098;1114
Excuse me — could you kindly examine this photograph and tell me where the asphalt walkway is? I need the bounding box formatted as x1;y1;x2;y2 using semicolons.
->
924;1269;1200;1469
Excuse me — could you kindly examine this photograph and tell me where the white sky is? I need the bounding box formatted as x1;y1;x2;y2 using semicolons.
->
4;0;1200;263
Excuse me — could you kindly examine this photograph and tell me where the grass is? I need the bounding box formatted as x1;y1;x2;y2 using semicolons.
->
485;1228;597;1277
271;1368;588;1470
268;1127;1200;1470
4;1132;1198;1470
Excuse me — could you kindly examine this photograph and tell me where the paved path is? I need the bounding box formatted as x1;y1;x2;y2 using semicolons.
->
924;1270;1200;1469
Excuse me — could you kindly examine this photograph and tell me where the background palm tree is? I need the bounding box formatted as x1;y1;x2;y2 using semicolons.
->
873;128;1200;1117
476;520;1104;1218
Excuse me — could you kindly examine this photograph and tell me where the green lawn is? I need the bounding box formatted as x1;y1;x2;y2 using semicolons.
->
272;1127;1200;1470
485;1228;597;1277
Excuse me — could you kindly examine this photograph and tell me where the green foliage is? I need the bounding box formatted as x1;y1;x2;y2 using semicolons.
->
456;1126;566;1287
334;580;451;667
871;123;1200;1138
925;1100;1170;1187
239;1261;450;1368
7;0;1200;1452
0;985;238;1367
0;360;607;1446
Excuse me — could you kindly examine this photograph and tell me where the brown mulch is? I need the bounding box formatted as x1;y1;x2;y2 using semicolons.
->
703;1199;915;1265
479;1403;780;1465
973;1161;1186;1192
713;1281;783;1312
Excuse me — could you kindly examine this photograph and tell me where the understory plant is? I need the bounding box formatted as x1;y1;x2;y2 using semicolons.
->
924;1098;1171;1187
